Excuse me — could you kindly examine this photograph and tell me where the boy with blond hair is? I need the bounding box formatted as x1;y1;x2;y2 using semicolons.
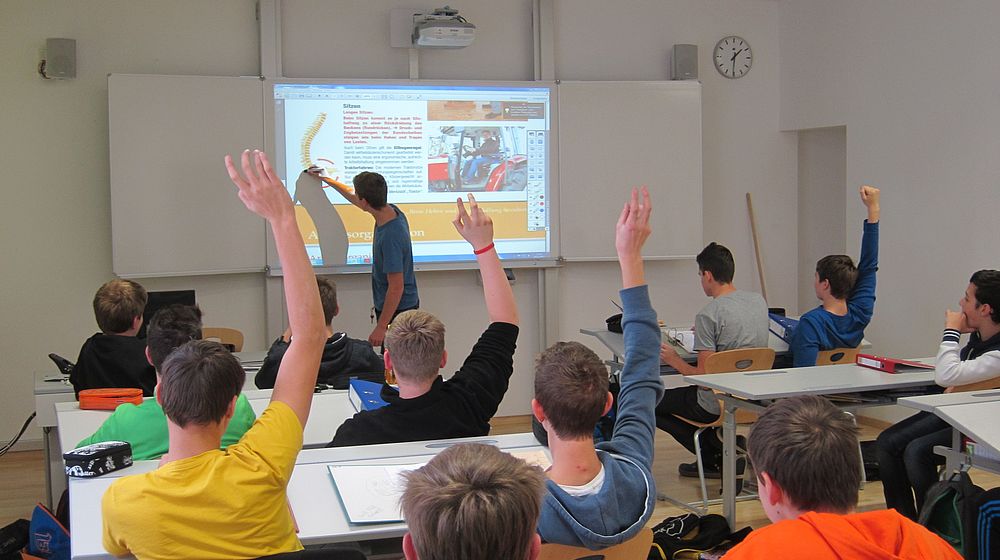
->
70;278;156;397
328;194;519;447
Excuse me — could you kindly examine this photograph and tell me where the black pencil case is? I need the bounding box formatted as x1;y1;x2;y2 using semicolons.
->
64;441;133;478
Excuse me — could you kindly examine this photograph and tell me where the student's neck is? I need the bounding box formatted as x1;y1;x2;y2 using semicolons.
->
395;375;436;399
821;296;848;316
978;321;1000;341
371;205;397;226
775;503;853;522
711;283;737;299
546;434;602;486
161;420;225;465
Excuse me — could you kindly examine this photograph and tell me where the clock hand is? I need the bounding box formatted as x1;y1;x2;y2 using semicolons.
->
730;48;744;62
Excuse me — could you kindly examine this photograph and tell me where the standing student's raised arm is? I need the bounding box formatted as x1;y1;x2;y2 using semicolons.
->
453;194;518;326
226;150;326;427
308;169;365;210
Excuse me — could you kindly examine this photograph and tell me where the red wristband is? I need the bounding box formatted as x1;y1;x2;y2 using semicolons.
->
473;242;495;255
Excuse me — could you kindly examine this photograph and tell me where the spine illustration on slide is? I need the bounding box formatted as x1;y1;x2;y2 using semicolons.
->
300;112;348;190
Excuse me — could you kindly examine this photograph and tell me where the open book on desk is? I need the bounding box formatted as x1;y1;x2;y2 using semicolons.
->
327;450;552;524
664;328;696;353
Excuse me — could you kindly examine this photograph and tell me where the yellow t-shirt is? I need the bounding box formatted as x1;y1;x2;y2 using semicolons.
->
102;401;304;559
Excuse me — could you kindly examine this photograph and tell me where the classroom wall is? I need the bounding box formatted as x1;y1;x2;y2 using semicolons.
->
797;127;846;313
780;0;1000;357
0;0;795;443
780;0;1000;422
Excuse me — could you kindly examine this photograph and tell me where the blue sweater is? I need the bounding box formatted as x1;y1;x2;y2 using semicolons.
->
537;285;664;549
791;221;879;367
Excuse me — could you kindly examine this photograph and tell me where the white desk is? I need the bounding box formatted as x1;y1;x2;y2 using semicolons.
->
686;360;939;529
69;433;544;559
899;390;1000;473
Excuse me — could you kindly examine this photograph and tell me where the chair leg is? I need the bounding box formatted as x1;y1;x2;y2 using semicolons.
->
693;426;709;513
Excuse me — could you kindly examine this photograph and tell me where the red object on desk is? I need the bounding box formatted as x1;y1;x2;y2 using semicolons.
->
78;388;143;410
856;353;934;374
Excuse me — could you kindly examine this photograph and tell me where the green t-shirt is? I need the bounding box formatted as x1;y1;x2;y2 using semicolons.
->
76;394;257;461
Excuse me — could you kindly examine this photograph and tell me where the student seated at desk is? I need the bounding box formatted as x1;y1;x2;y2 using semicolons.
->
656;241;768;478
70;278;156;397
400;443;545;560
102;150;327;559
327;193;519;448
876;269;1000;520
255;276;385;389
724;395;960;560
533;188;662;549
76;304;256;460
790;185;880;367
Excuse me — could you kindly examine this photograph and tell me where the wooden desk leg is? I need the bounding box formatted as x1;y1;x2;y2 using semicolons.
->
722;402;737;529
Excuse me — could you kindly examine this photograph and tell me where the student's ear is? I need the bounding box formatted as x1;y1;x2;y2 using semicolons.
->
602;391;614;416
531;398;546;423
439;349;447;369
333;304;340;318
132;315;143;332
383;351;393;372
224;396;237;421
145;347;154;367
758;471;782;506
528;533;542;560
402;533;418;560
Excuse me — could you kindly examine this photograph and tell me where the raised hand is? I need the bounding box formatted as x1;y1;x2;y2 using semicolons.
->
452;194;494;252
859;184;880;223
224;150;293;223
615;186;652;289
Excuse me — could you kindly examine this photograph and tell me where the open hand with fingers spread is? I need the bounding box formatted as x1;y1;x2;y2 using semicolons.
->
615;186;652;289
224;150;294;223
452;193;494;253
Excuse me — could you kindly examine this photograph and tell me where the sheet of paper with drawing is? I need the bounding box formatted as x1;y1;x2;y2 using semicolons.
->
328;462;425;524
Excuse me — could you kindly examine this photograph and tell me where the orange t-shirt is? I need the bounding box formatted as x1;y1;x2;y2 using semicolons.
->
724;510;961;560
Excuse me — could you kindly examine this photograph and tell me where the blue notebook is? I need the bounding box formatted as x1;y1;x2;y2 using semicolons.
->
348;378;389;412
768;313;799;343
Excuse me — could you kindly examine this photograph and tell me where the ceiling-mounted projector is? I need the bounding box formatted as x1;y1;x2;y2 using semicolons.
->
412;6;475;48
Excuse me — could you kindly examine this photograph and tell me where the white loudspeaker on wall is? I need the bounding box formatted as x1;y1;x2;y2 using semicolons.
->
671;44;697;80
43;38;76;79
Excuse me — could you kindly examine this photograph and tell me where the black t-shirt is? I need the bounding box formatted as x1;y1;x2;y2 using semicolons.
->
254;333;385;390
328;322;519;447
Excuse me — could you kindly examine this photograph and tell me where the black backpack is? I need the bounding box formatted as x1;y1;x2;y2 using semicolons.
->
647;513;751;560
918;470;983;557
966;486;1000;560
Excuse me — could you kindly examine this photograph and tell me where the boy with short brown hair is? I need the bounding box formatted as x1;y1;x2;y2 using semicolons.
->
724;395;961;559
70;278;156;397
401;443;545;560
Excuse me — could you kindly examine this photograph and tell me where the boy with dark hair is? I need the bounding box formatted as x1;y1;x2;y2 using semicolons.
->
534;187;663;549
328;194;519;447
255;276;384;389
76;304;256;460
725;395;960;559
400;443;545;560
70;278;156;397
876;269;1000;520
102;150;328;558
790;185;881;366
322;169;419;347
656;240;768;478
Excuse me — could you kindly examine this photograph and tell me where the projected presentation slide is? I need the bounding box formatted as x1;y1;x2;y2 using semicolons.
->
271;82;552;267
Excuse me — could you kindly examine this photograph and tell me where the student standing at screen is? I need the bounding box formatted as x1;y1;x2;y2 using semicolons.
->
320;170;419;347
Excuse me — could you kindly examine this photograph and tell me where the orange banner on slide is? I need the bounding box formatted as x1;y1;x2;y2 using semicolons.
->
294;201;545;244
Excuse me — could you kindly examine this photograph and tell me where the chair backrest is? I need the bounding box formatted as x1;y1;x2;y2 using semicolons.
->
944;376;1000;394
538;528;653;560
202;327;245;352
815;346;860;366
703;347;775;374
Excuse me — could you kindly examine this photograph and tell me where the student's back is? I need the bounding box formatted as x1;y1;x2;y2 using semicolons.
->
70;279;155;397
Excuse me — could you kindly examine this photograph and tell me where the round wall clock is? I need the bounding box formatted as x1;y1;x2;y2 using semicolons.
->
714;36;752;79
